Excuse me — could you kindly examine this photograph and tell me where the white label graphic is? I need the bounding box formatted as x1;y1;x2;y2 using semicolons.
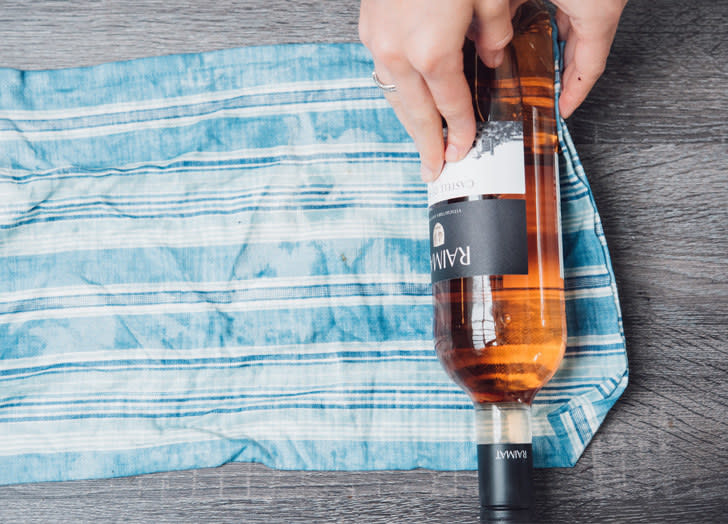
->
428;121;525;207
432;222;445;247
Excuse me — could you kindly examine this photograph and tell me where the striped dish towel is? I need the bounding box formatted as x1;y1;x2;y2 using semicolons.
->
0;38;627;485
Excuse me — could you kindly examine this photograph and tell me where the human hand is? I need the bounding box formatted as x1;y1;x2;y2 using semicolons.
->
552;0;628;118
359;0;627;182
359;0;528;182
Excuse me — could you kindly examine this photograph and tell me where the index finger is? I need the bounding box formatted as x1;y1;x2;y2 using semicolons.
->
558;30;614;118
410;46;476;168
555;2;626;118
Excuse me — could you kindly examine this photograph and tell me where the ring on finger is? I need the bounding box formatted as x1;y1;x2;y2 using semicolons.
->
372;71;397;92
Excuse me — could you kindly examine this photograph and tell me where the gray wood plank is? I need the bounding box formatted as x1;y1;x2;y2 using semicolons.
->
0;0;360;68
564;1;728;144
0;1;726;523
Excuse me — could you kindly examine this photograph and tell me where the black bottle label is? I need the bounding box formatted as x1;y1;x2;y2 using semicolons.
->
429;199;528;284
427;121;528;284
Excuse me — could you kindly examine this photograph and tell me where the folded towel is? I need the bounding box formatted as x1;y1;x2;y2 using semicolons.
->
0;36;627;485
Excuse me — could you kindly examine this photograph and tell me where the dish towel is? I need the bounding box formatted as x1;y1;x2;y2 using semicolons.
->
0;36;628;485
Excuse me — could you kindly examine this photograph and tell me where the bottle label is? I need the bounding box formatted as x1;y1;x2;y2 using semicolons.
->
428;121;525;207
427;121;528;284
429;199;528;283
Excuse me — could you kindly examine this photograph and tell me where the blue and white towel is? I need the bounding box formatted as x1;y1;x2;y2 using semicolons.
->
0;38;628;485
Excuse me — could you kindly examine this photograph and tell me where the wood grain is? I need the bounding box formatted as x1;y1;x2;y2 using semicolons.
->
0;1;727;522
568;1;728;145
0;1;360;68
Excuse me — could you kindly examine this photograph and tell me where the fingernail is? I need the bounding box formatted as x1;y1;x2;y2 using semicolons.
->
445;143;459;163
492;48;505;68
421;164;437;182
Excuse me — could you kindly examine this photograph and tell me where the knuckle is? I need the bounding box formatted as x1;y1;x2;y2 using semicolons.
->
357;19;372;47
366;39;406;70
358;28;401;68
408;44;457;77
378;46;405;69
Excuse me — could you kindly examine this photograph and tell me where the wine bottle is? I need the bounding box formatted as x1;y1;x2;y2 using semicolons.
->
427;2;566;521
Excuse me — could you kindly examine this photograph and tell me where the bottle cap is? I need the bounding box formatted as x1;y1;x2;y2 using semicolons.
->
478;443;534;523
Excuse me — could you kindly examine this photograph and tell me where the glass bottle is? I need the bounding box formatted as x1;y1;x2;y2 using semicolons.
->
427;1;566;521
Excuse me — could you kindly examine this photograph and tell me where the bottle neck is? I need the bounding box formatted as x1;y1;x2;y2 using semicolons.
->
475;403;534;523
475;402;532;445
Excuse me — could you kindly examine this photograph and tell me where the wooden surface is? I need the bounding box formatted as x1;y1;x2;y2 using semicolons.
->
1;1;726;522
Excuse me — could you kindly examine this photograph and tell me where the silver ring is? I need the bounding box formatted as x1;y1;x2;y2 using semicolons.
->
372;71;396;93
